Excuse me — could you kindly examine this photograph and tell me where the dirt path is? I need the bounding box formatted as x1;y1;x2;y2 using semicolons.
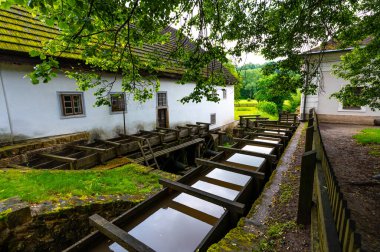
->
319;123;380;252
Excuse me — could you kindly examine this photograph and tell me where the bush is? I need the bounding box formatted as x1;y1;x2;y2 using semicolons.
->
283;90;301;113
257;101;278;115
236;107;251;111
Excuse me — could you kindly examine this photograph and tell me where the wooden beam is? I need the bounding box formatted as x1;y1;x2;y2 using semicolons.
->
156;127;180;132
195;158;265;180
73;145;107;152
89;214;154;252
127;135;146;141
196;122;212;125
41;153;77;163
159;178;245;214
41;153;77;170
217;146;277;162
238;115;260;118
257;123;295;129
96;139;121;147
140;130;165;136
246;132;289;140
246;127;292;134
233;138;283;148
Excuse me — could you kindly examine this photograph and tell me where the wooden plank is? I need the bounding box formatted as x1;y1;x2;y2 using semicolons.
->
140;130;165;136
156;127;180;132
159;178;245;214
247;132;289;140
41;153;77;163
195;158;265;180
96;139;121;147
246;127;292;134
127;135;146;141
305;126;314;152
217;146;277;162
73;145;107;152
196;122;212;125
233;138;283;148
89;214;154;252
315;162;342;252
297;150;316;225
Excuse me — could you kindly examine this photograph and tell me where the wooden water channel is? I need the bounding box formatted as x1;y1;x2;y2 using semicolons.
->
64;117;299;252
14;123;212;170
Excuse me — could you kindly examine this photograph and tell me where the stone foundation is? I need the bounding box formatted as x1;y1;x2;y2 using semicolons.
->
0;132;90;167
0;196;137;251
318;114;380;125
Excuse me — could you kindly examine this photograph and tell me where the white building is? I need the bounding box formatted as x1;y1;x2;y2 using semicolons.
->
300;40;380;125
0;7;236;143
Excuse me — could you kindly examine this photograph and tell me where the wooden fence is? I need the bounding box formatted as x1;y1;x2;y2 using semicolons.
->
297;109;362;252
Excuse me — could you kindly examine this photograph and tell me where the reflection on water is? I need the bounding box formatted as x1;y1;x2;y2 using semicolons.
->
226;153;265;168
241;144;273;154
253;137;280;144
191;180;239;200
206;168;250;186
173;193;225;218
126;207;213;252
264;130;285;135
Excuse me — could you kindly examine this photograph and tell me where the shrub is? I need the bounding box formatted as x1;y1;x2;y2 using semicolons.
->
283;91;301;113
235;107;251;111
257;101;278;115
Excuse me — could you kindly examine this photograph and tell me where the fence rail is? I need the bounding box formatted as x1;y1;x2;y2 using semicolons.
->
297;109;361;252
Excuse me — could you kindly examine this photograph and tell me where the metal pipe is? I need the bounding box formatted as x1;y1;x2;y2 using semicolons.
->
0;65;14;144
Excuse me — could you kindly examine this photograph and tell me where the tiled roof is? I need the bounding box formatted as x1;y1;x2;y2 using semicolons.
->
305;37;372;54
0;6;236;84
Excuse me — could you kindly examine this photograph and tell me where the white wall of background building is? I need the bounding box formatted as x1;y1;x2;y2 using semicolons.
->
0;62;234;141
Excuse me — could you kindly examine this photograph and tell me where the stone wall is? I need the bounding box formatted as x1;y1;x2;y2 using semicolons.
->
318;114;379;125
0;196;136;251
0;132;89;167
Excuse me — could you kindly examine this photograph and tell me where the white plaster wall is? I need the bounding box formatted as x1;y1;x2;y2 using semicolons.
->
0;62;234;140
301;52;380;117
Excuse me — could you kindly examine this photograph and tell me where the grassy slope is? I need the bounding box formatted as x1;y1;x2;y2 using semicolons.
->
353;128;380;157
234;99;278;121
0;164;164;203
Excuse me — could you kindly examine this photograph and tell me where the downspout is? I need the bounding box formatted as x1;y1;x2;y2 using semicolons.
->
0;65;14;144
301;61;309;121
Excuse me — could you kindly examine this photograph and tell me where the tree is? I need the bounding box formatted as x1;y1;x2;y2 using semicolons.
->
255;61;302;111
331;0;380;110
3;0;375;108
239;68;263;99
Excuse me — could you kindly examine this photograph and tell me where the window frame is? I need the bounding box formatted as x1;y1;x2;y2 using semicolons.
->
337;86;366;113
58;92;86;119
210;113;216;125
157;91;168;108
222;89;227;99
109;92;127;114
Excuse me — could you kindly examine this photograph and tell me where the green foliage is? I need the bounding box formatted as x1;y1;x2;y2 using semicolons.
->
353;129;380;145
283;90;301;113
239;68;263;99
255;60;302;111
234;100;278;121
257;101;278;115
0;164;161;203
259;221;296;252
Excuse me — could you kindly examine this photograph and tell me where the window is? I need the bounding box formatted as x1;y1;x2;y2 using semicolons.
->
222;89;227;99
210;113;216;125
110;93;126;112
339;87;366;112
60;93;84;116
157;92;167;107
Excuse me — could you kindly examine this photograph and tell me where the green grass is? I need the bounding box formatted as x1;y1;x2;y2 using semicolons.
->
0;164;162;203
353;128;380;144
234;105;278;121
234;99;258;107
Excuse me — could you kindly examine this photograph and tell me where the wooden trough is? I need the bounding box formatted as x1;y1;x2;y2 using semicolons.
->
64;122;297;252
16;123;211;170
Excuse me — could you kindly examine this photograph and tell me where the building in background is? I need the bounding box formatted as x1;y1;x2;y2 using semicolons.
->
0;7;236;143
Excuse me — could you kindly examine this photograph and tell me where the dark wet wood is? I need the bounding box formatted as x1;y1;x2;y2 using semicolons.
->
159;178;245;214
89;214;155;252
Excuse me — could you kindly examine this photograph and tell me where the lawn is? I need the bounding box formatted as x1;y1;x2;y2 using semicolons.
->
234;99;278;121
353;128;380;144
353;128;380;157
0;163;164;203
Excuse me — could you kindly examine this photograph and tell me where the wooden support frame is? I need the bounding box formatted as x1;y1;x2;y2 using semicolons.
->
233;138;283;148
156;127;180;140
89;214;155;252
140;130;165;143
73;145;107;152
257;123;295;129
41;153;77;170
246;127;292;134
246;132;289;140
195;158;265;180
96;139;121;147
217;146;277;162
159;178;245;214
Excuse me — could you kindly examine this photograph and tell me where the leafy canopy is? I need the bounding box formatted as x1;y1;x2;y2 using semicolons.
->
1;0;378;109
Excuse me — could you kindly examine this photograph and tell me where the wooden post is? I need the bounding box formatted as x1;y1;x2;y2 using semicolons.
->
308;117;314;127
297;150;317;225
305;126;314;152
